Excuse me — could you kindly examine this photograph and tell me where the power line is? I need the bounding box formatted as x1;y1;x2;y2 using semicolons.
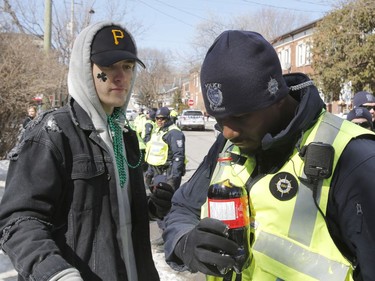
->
152;0;208;21
137;0;196;28
241;0;326;13
135;0;331;29
287;0;332;6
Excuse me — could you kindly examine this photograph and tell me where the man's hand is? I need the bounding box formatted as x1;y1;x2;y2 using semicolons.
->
174;218;238;276
148;182;174;218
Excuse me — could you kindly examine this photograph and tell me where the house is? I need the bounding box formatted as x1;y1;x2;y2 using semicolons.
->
271;19;343;114
271;20;318;76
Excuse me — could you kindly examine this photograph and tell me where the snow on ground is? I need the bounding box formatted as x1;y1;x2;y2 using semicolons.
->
0;160;8;189
151;247;204;281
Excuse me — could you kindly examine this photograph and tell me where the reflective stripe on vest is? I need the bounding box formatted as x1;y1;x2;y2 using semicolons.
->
289;112;342;246
254;231;349;280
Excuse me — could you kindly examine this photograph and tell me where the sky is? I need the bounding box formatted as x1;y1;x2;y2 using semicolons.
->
90;0;337;67
129;0;334;46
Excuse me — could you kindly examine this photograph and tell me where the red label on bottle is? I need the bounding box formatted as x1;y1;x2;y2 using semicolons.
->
208;196;249;229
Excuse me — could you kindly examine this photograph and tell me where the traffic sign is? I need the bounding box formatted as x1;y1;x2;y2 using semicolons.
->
188;99;194;106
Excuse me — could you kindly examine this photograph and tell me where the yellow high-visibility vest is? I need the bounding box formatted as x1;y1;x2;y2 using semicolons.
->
145;124;181;166
202;111;374;281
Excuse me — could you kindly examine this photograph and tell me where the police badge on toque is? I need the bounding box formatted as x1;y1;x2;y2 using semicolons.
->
205;83;225;112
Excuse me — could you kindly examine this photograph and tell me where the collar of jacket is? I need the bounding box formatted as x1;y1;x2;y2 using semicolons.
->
160;119;174;130
68;97;97;131
261;73;325;152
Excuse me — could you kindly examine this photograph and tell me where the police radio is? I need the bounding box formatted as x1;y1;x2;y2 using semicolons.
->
299;142;335;222
300;142;334;180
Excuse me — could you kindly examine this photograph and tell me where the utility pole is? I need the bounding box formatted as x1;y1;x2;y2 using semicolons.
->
70;0;75;38
44;0;52;53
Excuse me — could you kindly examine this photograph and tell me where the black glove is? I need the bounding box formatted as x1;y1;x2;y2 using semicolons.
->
174;218;238;276
148;182;174;218
167;177;178;190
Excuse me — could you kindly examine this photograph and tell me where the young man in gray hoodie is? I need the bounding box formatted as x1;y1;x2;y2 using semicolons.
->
0;21;173;281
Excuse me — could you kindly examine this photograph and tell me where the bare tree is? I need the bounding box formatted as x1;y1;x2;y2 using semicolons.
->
135;48;173;108
1;0;146;63
234;8;311;40
0;33;67;158
0;0;147;158
191;7;313;63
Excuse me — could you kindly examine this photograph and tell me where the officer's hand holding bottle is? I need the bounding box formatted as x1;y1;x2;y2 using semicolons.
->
173;217;240;276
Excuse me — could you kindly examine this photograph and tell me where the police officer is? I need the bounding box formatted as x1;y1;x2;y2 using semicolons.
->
163;30;375;281
145;106;186;191
353;91;375;127
143;108;157;144
133;108;147;140
132;108;148;171
170;108;179;124
347;107;374;131
145;106;186;251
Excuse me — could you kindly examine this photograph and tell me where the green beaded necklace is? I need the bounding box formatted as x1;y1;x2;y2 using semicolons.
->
107;108;143;188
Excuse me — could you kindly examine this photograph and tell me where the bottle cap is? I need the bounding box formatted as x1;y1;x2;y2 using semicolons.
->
217;152;232;162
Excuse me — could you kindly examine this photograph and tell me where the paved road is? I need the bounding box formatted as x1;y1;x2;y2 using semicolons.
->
0;123;217;281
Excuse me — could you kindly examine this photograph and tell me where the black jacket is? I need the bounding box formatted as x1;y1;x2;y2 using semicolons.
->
0;99;159;281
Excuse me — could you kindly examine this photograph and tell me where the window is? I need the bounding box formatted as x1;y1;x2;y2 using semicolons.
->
280;48;291;70
296;42;312;67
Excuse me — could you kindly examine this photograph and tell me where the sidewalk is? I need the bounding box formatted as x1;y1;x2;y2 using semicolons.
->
150;221;205;281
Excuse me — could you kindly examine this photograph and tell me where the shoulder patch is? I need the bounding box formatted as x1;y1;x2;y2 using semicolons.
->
176;139;183;148
269;172;298;201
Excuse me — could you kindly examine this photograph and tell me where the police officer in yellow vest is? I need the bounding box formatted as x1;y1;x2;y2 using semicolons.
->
145;106;186;250
145;106;186;191
132;108;149;171
163;30;375;281
143;108;157;144
170;108;179;124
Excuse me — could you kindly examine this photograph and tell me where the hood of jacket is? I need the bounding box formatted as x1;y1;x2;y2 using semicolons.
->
67;21;139;145
261;72;325;151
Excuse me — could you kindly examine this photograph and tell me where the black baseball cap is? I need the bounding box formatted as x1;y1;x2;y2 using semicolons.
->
91;25;145;68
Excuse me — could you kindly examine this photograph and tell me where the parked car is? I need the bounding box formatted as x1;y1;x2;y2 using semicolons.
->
177;109;205;131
